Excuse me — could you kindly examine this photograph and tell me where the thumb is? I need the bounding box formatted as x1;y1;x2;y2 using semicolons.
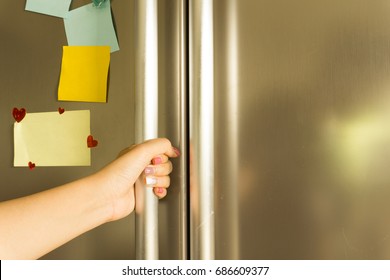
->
136;138;180;160
115;138;180;175
101;138;180;187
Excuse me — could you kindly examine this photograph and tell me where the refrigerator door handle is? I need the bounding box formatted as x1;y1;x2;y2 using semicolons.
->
134;0;159;260
190;0;215;259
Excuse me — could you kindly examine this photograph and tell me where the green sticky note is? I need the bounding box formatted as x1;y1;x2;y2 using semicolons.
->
14;110;91;167
58;46;110;103
64;0;119;53
25;0;72;18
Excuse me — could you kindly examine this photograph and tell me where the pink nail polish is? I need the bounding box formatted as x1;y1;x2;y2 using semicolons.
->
173;147;181;156
152;157;162;165
144;167;154;175
156;187;164;194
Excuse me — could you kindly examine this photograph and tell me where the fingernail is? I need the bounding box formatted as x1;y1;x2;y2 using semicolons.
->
144;167;154;175
156;187;164;194
152;157;162;165
145;176;157;185
173;147;181;156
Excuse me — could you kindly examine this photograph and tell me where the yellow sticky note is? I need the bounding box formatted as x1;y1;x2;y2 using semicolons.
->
58;46;110;102
14;110;91;167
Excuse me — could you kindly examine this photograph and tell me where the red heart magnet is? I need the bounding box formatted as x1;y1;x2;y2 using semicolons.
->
28;161;36;170
13;107;26;123
58;107;65;114
87;135;98;148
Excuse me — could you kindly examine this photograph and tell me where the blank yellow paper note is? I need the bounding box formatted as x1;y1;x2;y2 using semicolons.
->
58;46;110;102
14;110;91;167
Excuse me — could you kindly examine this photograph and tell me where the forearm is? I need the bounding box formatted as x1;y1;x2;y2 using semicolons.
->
0;174;112;259
0;138;177;259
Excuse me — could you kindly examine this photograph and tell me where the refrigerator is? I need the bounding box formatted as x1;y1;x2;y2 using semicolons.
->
1;0;390;260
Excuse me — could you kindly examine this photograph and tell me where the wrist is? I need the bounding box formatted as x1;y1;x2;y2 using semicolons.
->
79;173;115;224
88;169;135;223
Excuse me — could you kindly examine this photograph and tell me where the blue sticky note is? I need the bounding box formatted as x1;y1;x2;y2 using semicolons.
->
64;0;119;53
25;0;72;18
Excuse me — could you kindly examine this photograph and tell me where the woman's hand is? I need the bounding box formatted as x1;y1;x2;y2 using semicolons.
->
0;138;179;259
94;138;180;222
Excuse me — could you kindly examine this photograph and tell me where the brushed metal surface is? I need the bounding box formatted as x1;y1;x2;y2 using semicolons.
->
214;0;240;260
134;0;159;260
3;0;390;260
0;0;186;260
157;0;188;260
213;0;390;259
0;0;137;259
189;0;215;260
134;0;188;260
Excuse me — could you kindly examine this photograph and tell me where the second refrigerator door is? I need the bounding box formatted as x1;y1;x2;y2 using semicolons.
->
191;0;390;259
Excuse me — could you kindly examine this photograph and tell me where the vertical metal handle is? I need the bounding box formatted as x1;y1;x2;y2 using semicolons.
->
190;0;215;259
135;0;159;260
178;0;189;260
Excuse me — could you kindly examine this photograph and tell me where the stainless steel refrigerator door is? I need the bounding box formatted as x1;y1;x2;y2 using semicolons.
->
192;0;390;259
0;0;136;259
0;0;186;259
